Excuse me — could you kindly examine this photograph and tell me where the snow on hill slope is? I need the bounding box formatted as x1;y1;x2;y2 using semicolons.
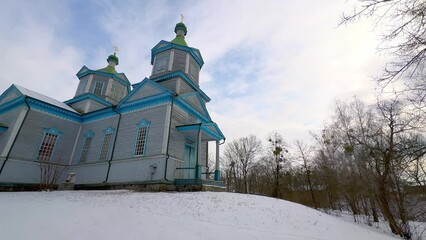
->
0;191;399;240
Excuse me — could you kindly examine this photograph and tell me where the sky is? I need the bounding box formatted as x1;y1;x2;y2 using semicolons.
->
0;0;387;145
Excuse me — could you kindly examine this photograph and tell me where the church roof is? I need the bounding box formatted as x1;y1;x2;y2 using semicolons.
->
13;85;79;114
171;35;188;47
97;65;118;74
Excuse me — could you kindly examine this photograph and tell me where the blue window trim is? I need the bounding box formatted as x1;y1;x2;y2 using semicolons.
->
99;126;115;161
35;127;62;161
78;130;94;164
133;119;150;157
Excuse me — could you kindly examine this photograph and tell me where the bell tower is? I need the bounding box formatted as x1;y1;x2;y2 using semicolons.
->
149;20;204;95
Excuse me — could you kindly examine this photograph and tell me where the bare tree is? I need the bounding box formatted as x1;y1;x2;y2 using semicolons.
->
294;140;318;209
223;135;262;193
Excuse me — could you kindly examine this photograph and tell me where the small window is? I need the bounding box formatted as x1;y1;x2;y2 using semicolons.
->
94;82;104;95
100;127;114;161
37;128;61;162
111;84;124;100
154;56;169;73
79;131;94;163
134;120;150;156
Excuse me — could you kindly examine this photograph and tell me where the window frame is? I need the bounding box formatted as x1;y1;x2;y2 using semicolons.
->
79;130;94;164
93;81;104;96
133;119;150;156
154;56;169;73
36;128;62;162
99;126;115;161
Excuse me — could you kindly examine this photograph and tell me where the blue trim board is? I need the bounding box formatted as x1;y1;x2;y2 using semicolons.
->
0;85;22;104
178;92;211;121
118;92;172;114
175;98;210;123
64;93;113;107
27;98;82;123
150;70;211;102
118;78;173;108
176;124;223;141
0;96;25;115
151;40;204;68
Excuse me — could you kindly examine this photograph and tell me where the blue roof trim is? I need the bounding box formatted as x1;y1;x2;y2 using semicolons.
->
0;85;23;104
76;68;131;93
151;40;204;68
175;97;210;123
64;93;113;107
150;70;211;102
118;92;172;113
27;98;82;123
204;122;225;140
176;124;223;141
118;78;173;108
81;107;118;123
0;96;25;115
178;92;212;120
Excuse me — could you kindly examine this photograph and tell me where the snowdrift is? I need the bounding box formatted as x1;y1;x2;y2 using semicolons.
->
0;191;398;240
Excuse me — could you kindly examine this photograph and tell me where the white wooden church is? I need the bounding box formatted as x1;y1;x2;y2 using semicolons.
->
0;21;225;189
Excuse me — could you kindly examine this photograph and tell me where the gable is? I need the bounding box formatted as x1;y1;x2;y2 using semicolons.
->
120;78;172;105
178;92;211;121
0;86;22;106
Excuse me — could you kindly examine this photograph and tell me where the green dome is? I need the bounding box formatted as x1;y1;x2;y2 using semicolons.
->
107;54;119;65
174;22;187;36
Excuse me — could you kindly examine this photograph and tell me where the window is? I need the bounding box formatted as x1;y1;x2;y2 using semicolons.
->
111;84;124;100
134;120;150;156
93;82;104;95
154;56;169;73
37;128;61;162
100;127;114;161
79;131;94;163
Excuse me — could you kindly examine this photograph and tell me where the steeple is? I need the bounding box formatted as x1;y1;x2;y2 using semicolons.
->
98;52;119;74
171;17;188;47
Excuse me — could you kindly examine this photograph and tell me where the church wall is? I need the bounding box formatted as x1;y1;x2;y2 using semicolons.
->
113;104;168;160
1;110;80;184
159;78;178;93
75;75;90;96
66;115;120;184
172;49;187;73
178;79;194;95
188;56;200;85
71;115;120;164
10;110;80;163
0;107;24;156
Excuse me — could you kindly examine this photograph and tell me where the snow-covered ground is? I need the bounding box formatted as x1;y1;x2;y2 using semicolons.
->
0;190;400;240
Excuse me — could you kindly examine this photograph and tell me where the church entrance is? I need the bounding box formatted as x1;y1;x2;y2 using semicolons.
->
183;138;196;179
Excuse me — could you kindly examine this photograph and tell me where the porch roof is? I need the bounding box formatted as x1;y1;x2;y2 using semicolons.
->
176;123;225;141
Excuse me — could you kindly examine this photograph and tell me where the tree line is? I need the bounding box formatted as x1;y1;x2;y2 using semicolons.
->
219;96;426;239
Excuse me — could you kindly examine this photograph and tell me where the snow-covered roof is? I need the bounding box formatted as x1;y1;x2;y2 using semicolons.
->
14;85;79;114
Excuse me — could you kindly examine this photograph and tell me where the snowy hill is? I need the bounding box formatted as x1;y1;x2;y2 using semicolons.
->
0;191;399;240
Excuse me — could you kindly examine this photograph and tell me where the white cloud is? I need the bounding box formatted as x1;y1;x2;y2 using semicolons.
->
0;0;389;146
